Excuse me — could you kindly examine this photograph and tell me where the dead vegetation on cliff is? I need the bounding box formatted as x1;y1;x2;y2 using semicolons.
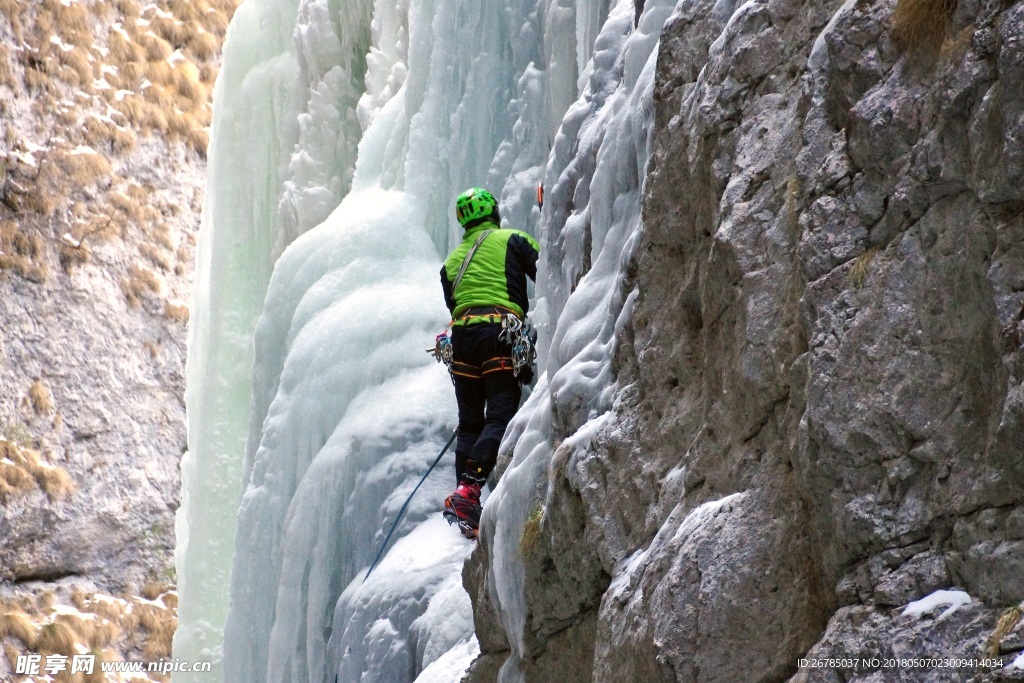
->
0;436;73;502
0;0;233;316
0;585;178;682
890;0;958;53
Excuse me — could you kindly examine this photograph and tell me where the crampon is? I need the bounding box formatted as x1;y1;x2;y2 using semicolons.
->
443;482;481;540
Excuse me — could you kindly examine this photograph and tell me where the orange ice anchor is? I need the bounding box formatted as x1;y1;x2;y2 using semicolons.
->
536;183;544;209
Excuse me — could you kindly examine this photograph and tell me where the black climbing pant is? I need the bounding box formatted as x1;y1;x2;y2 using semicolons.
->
450;322;522;485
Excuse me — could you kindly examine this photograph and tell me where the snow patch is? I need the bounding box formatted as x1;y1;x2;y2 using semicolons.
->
50;35;75;52
902;590;973;620
671;492;744;544
608;547;649;602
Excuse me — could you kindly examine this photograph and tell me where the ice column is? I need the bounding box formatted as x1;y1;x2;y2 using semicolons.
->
174;0;303;676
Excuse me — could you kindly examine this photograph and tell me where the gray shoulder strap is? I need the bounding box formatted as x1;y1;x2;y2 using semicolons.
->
453;229;495;294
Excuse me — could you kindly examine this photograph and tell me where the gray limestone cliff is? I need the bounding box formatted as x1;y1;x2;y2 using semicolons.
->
0;1;233;676
466;0;1024;680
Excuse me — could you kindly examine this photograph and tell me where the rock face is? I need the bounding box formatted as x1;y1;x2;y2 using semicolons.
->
467;0;1024;680
0;0;232;653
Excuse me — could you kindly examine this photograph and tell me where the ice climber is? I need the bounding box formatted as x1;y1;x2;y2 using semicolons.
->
440;187;540;539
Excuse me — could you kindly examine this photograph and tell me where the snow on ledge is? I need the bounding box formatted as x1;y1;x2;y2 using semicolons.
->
1013;651;1024;670
901;590;973;620
671;492;744;544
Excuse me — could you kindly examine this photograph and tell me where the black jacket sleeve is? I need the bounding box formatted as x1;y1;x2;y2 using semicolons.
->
508;233;539;282
440;264;456;314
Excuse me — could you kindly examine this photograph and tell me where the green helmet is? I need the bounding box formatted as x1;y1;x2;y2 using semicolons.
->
455;187;498;227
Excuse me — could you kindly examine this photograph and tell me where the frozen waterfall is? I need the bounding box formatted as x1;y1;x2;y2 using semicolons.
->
174;0;672;680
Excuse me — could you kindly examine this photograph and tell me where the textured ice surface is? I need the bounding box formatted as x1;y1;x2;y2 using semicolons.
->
174;0;303;675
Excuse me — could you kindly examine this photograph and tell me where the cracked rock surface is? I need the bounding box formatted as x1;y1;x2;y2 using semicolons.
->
466;0;1024;680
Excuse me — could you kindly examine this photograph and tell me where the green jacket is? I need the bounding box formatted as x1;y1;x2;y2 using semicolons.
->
441;222;540;324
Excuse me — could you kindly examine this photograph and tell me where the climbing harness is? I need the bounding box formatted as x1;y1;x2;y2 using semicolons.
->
499;314;537;378
363;429;458;583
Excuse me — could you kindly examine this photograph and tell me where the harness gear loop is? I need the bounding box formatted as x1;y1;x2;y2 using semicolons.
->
499;313;537;378
428;326;455;384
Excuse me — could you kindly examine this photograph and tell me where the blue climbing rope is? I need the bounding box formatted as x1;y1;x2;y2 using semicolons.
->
363;429;458;583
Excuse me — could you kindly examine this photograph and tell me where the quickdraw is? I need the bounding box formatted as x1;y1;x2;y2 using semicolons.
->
499;314;537;378
428;329;455;382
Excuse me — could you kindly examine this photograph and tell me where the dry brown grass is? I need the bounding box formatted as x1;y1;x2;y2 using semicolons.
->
187;126;209;155
36;463;74;499
0;0;25;38
34;620;77;655
38;592;57;610
164;300;189;322
0;440;40;499
4;643;20;671
141;243;174;271
172;61;204;102
110;30;147;64
55;613;120;650
0;610;37;647
2;0;236;242
0;220;49;282
138;31;174;62
57;147;114;188
987;603;1023;657
58;240;89;274
121;264;163;307
0;439;74;501
84;117;137;155
108;190;145;224
0;44;15;90
49;0;91;46
143;340;161;359
28;379;54;414
135;603;175;659
80;597;125;624
891;0;958;53
849;246;881;289
0;587;180;682
143;83;177;111
187;30;220;62
199;63;219;85
519;504;544;554
140;582;170;602
56;47;94;88
153;223;175;249
111;0;140;19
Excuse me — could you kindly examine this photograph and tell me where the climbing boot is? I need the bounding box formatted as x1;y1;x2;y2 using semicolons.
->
443;481;481;539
